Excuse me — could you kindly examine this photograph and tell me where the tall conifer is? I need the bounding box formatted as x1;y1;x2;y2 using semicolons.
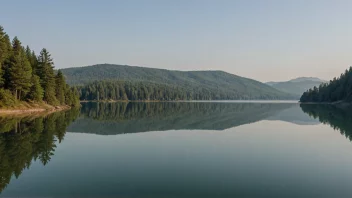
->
37;48;58;105
0;26;11;88
8;37;32;99
28;74;44;101
65;84;73;105
55;70;65;104
25;46;38;72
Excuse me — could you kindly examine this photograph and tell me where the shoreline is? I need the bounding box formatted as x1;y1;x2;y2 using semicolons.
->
0;103;72;116
80;100;162;103
300;100;352;108
80;99;299;103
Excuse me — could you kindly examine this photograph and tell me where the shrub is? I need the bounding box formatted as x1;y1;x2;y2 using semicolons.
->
0;89;17;107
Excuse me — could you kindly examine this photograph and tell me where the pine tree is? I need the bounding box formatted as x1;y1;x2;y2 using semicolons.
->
37;48;58;105
0;26;11;88
0;26;4;87
72;87;80;106
25;46;31;60
28;75;44;101
0;64;3;88
31;50;38;73
0;60;4;89
55;70;65;105
0;26;11;63
25;46;38;72
12;37;21;55
2;34;12;89
8;37;32;100
64;84;73;105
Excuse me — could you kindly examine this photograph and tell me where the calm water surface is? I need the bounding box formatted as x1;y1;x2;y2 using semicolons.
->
1;102;352;197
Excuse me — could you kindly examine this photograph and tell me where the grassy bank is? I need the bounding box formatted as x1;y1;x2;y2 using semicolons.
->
0;101;72;115
80;99;163;103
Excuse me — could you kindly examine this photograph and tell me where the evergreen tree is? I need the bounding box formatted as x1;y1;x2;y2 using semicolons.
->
25;46;38;72
8;37;32;100
31;50;38;73
65;84;73;105
11;36;21;55
0;64;3;88
0;60;4;89
28;75;44;101
0;26;11;63
55;70;65;105
37;48;58;105
2;34;12;89
0;26;11;88
25;46;31;60
0;26;4;87
72;87;80;106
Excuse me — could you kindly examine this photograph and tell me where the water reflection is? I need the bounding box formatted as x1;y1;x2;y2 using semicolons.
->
1;102;352;197
68;102;317;134
300;104;352;141
0;108;80;192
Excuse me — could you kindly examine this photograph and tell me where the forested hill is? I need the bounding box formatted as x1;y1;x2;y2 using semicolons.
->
61;64;295;100
300;67;352;103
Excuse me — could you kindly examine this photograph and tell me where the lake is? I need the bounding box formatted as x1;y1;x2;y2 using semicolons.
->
1;102;352;197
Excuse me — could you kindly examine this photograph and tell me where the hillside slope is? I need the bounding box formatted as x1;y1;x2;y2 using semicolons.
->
266;77;326;96
61;64;295;100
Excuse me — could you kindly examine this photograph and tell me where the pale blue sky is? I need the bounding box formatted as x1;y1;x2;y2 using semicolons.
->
2;0;352;82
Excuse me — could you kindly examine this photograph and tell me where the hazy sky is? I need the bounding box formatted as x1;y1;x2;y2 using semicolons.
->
2;0;352;82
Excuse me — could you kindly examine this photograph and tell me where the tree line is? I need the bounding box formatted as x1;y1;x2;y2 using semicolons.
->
77;80;286;101
300;67;352;103
0;26;79;107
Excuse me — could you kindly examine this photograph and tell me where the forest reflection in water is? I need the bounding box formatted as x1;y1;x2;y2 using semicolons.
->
300;104;352;141
69;102;318;134
1;102;352;195
0;108;80;192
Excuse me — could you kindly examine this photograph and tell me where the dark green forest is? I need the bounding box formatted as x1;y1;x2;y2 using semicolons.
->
0;108;80;192
300;67;352;103
0;26;79;107
62;64;295;100
77;80;286;101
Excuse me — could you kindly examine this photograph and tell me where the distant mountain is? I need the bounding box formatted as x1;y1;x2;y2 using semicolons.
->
61;64;295;100
266;77;326;96
289;77;324;83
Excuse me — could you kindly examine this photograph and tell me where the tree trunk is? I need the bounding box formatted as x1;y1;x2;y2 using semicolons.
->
14;121;17;133
18;121;21;133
